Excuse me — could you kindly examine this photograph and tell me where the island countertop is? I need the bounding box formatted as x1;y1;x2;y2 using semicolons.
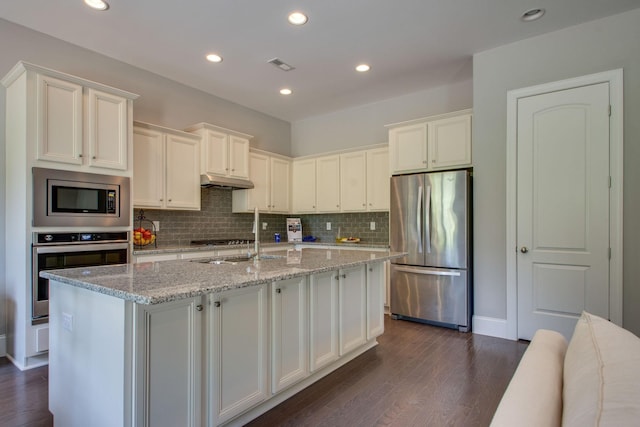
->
41;248;405;305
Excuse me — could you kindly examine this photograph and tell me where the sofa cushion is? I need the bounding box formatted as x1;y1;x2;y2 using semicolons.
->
563;311;640;427
490;329;567;427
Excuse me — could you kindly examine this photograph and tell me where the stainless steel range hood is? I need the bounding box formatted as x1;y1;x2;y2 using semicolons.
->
200;173;254;189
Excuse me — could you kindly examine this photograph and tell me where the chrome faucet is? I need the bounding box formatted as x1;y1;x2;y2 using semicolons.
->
253;207;260;260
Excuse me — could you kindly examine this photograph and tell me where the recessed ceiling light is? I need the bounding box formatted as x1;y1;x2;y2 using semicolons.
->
288;12;308;25
521;8;545;22
355;64;371;73
84;0;109;11
280;88;292;95
206;53;223;63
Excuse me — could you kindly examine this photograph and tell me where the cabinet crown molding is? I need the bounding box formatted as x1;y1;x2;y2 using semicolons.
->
385;108;472;129
1;61;139;100
183;122;254;140
134;121;201;140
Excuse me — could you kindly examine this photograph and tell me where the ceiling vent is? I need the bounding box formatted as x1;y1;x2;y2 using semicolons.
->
268;58;295;72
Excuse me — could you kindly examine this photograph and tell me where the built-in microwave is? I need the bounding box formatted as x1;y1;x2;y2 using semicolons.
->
32;167;130;227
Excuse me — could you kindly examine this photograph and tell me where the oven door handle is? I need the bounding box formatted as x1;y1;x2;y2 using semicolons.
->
34;242;130;254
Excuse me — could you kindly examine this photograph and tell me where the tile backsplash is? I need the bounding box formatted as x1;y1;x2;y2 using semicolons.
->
136;188;389;247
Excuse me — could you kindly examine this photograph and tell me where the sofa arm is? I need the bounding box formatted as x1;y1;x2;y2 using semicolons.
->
490;329;568;427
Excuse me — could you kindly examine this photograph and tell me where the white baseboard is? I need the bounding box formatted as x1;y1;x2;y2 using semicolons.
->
0;334;5;357
472;315;510;339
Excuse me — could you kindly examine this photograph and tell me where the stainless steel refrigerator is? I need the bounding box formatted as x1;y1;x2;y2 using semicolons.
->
390;169;472;331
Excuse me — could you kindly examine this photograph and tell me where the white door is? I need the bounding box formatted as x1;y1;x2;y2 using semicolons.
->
517;82;610;340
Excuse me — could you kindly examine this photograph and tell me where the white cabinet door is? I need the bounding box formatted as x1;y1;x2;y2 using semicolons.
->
366;263;385;339
229;135;250;179
428;114;472;169
86;88;128;170
338;265;367;355
36;74;83;165
270;157;290;213
292;159;317;213
136;297;204;427
389;123;428;174
249;152;270;211
271;277;308;393
309;270;339;372
340;151;367;212
210;285;268;425
165;133;201;210
133;126;164;208
202;129;228;176
316;155;341;212
366;148;390;211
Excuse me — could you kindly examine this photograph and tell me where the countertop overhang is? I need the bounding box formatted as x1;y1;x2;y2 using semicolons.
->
42;248;405;305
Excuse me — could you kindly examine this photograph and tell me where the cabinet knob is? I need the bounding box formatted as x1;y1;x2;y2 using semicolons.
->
168;199;172;202
336;205;340;208
422;160;427;164
335;276;340;280
369;203;372;206
312;205;316;208
231;168;235;171
276;288;281;294
432;160;436;163
214;301;221;307
78;154;83;158
369;268;373;272
341;274;347;278
362;203;366;207
159;198;163;202
92;156;96;159
196;304;203;311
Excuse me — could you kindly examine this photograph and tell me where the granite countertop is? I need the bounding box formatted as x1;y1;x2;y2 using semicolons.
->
132;241;390;255
42;248;405;305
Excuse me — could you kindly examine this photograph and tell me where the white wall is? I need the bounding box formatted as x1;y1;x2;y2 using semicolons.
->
473;8;640;336
291;78;472;157
0;18;290;342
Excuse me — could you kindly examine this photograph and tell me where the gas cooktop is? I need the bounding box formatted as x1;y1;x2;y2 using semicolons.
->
190;239;255;246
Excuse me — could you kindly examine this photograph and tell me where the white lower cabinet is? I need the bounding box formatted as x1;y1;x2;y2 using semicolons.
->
271;277;309;393
309;270;340;371
367;263;385;339
135;297;204;427
210;284;269;426
338;265;368;355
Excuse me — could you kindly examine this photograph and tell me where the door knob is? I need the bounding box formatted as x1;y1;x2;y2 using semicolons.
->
520;247;529;253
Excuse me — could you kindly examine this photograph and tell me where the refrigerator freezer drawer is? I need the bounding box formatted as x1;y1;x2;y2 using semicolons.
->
390;265;468;328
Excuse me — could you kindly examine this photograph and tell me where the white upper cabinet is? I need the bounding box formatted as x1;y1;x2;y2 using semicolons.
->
291;146;389;214
340;151;367;212
292;158;317;213
316;155;341;212
366;147;390;211
232;150;291;213
185;122;251;179
388;109;472;175
133;122;201;210
1;62;138;175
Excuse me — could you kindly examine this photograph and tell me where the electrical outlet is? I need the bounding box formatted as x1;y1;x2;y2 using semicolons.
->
370;221;376;231
62;312;73;332
152;220;160;231
262;222;268;230
326;222;332;231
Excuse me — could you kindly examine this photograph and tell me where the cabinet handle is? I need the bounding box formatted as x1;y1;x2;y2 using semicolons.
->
336;205;340;208
335;276;340;280
196;304;203;311
276;288;281;294
362;203;366;207
168;199;172;202
369;267;373;272
341;274;347;278
312;205;316;208
422;160;427;164
369;203;372;206
214;301;221;307
92;156;96;159
159;198;163;202
78;154;83;158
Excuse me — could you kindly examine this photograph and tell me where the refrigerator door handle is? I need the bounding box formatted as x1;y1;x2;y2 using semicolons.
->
425;185;432;254
394;266;461;277
416;185;423;254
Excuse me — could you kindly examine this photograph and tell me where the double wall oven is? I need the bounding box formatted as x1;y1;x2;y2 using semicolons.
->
31;168;131;324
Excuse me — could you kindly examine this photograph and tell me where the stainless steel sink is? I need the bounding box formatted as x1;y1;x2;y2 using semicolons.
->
190;254;285;265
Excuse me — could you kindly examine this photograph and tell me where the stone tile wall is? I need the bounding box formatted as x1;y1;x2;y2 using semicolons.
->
136;188;389;247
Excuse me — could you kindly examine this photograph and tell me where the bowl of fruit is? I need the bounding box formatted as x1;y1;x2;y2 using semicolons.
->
133;227;156;247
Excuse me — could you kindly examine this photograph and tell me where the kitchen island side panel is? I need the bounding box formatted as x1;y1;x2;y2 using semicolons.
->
49;281;132;427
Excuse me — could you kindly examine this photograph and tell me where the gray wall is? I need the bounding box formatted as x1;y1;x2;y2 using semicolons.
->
473;8;640;336
291;78;473;157
0;19;290;339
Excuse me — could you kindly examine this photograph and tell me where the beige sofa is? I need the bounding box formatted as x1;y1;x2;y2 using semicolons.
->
490;311;640;427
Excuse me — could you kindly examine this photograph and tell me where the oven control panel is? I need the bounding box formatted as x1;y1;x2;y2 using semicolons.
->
34;231;129;245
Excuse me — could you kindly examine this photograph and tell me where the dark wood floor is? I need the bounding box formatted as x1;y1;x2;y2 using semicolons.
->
0;317;527;427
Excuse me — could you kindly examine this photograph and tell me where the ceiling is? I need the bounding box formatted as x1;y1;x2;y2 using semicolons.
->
1;1;638;122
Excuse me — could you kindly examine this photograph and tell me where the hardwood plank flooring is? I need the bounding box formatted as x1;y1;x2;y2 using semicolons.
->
0;316;527;427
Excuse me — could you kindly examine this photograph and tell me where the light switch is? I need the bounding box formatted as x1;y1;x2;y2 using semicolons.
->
370;222;376;231
326;222;332;230
262;222;268;230
152;221;160;231
62;312;73;332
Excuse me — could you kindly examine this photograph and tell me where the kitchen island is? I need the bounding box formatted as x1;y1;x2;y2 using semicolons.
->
42;247;404;427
